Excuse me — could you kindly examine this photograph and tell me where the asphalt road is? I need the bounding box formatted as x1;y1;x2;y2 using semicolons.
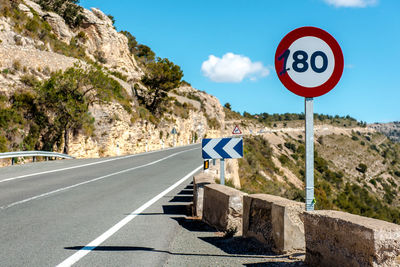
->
0;145;202;266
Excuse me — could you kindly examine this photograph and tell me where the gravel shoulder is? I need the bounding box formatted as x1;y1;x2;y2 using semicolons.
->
163;184;307;267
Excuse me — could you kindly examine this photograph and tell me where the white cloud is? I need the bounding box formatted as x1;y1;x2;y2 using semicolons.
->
323;0;377;8
201;52;269;83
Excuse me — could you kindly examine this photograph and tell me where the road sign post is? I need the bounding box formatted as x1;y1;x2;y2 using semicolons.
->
220;158;225;185
171;127;177;147
275;26;343;211
202;137;243;185
305;97;314;211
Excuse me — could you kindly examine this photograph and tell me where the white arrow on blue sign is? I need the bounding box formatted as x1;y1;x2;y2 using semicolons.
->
202;138;243;159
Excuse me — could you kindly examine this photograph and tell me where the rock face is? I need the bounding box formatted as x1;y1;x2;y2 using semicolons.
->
80;8;143;81
0;1;229;164
44;11;74;43
304;210;400;267
369;122;400;142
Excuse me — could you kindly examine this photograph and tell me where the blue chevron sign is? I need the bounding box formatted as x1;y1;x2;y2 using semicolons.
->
202;138;243;159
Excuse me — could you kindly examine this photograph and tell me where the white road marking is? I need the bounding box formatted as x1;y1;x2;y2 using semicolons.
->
0;144;198;184
0;147;198;210
56;165;202;267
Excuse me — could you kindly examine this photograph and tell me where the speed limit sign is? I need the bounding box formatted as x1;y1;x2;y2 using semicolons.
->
275;26;344;97
275;27;344;211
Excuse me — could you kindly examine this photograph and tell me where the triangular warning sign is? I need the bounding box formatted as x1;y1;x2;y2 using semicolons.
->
232;125;242;135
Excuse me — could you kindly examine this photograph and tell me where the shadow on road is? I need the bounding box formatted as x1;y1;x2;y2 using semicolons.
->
168;195;193;202
63;245;291;260
177;189;193;195
64;181;306;266
243;262;306;267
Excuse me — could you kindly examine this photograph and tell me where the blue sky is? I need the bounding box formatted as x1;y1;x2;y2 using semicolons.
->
80;0;399;123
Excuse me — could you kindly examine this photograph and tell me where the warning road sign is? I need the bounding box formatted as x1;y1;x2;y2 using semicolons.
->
202;138;243;159
232;125;242;135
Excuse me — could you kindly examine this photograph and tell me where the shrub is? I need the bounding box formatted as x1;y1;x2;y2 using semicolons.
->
38;0;85;28
137;58;183;115
370;144;379;152
356;163;367;173
94;50;107;64
0;135;7;152
109;71;127;81
12;60;21;71
13;35;23;45
76;31;87;43
25;18;39;33
20;74;38;87
278;154;290;165
181;80;191;86
107;14;115;25
284;142;296;153
317;136;323;144
206;116;221;129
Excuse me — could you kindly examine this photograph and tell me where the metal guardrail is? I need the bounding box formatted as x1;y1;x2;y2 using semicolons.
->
0;151;74;165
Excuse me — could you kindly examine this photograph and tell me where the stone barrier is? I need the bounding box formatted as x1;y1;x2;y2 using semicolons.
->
304;210;400;267
202;183;246;235
242;194;305;254
193;173;215;217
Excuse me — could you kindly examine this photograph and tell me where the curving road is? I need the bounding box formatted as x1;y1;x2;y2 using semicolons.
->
0;145;202;266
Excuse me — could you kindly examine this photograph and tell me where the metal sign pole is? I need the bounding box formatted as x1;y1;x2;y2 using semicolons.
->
220;158;225;185
305;97;314;211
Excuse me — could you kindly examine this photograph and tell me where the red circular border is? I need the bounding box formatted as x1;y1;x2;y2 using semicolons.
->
274;27;344;98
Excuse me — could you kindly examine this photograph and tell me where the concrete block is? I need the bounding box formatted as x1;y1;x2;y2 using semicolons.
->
202;184;246;234
243;194;305;254
193;173;215;217
304;210;400;267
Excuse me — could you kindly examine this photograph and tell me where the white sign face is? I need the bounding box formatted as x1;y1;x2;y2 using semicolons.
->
286;36;335;88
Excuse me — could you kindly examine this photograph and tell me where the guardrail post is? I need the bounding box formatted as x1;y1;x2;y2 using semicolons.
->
11;157;15;165
33;156;36;162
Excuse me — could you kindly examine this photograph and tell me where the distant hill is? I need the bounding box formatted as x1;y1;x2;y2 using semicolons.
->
223;110;400;224
369;122;400;142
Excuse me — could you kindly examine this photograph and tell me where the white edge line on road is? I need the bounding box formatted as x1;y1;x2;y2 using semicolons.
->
0;147;198;210
0;144;199;184
56;165;202;267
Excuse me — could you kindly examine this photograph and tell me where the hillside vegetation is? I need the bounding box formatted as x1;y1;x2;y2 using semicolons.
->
234;112;400;224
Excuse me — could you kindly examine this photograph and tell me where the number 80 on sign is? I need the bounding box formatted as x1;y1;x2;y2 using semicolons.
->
275;27;344;98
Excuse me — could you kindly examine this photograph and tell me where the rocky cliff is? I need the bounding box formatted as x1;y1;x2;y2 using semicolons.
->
0;0;226;155
0;0;240;180
369;122;400;143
